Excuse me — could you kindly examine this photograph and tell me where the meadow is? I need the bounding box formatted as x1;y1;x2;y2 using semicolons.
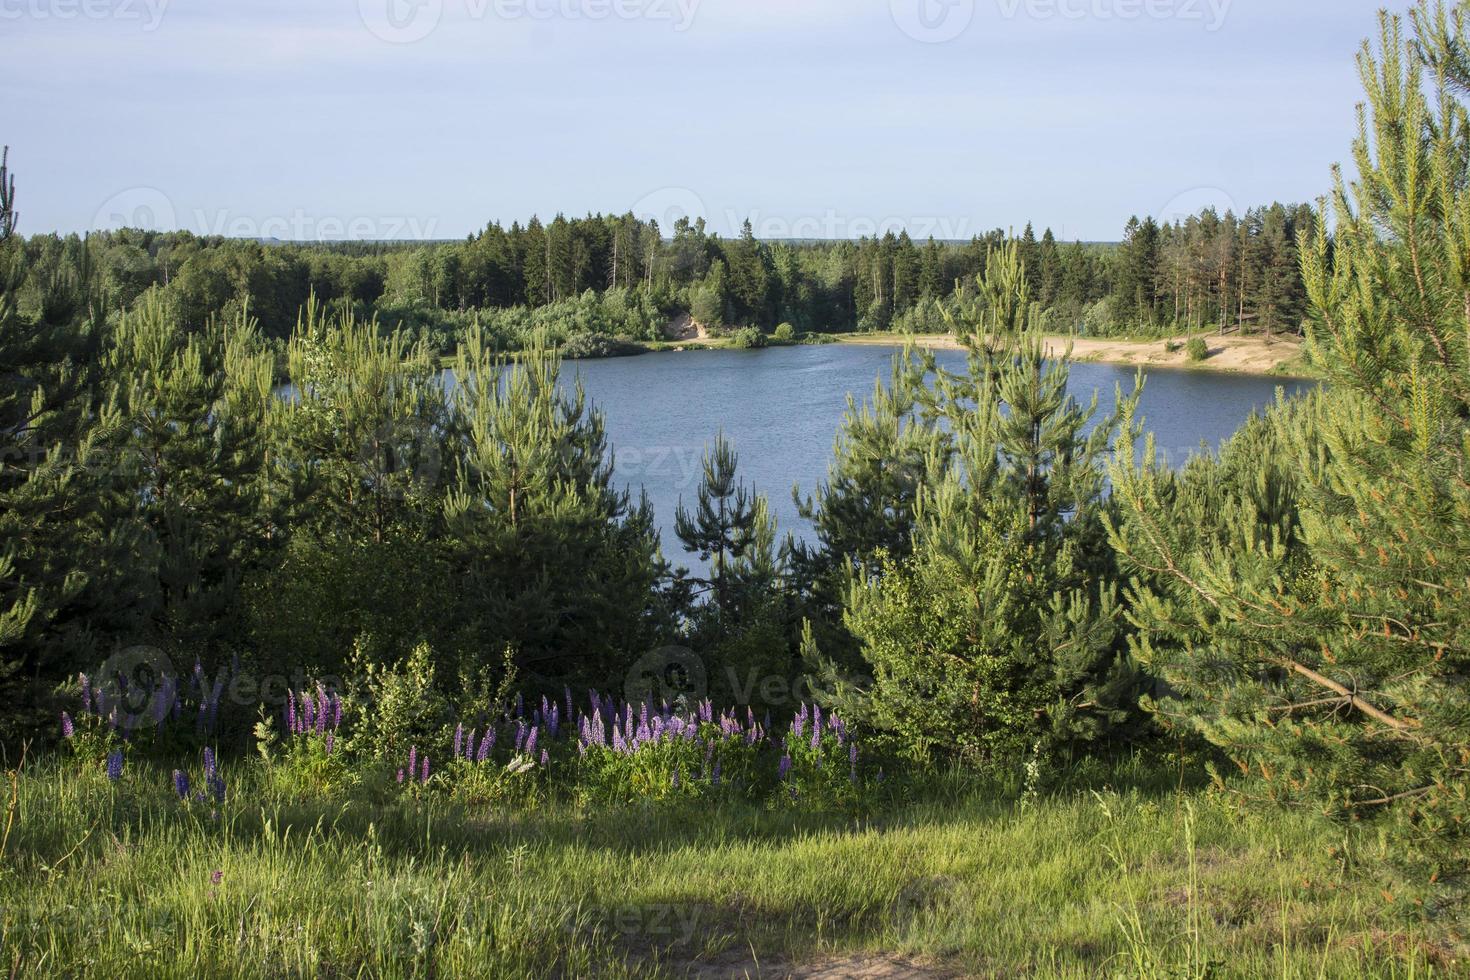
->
0;692;1459;978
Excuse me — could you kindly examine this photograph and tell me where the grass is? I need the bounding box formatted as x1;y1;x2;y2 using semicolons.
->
0;753;1459;978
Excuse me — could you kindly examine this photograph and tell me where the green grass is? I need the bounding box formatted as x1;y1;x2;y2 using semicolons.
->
0;755;1458;978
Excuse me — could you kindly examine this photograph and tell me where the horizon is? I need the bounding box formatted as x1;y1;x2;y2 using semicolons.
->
6;0;1385;242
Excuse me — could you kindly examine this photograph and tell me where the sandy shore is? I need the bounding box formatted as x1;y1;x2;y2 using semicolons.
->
836;332;1311;377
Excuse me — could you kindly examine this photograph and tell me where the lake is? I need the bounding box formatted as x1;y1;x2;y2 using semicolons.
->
560;344;1310;563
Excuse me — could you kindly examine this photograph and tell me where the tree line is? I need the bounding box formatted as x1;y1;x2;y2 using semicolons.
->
11;200;1315;360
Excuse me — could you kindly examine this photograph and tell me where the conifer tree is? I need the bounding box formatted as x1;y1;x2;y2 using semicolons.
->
1108;2;1470;888
0;148;130;739
845;240;1146;762
443;327;668;688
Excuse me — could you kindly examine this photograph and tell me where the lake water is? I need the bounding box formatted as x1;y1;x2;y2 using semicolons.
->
562;344;1310;562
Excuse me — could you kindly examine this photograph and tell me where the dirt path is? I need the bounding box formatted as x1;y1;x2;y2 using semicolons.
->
838;331;1309;377
680;952;959;979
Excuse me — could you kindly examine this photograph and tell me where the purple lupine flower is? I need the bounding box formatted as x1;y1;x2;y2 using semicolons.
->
711;759;721;787
105;749;124;782
639;701;649;731
302;695;315;734
810;725;822;752
330;695;342;730
540;748;548;767
464;729;476;761
525;726;538;758
60;712;74;738
453;724;464;760
207;773;226;804
313;686;326;736
287;691;297;734
420;756;430;783
396;768;406;785
793;713;805;740
477;729;494;763
325;733;335;756
514;722;526;753
203;747;216;780
812;704;822;733
408;745;418;780
778;754;792;781
172;769;190;799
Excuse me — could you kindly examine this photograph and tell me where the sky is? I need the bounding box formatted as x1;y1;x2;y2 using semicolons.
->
3;0;1389;241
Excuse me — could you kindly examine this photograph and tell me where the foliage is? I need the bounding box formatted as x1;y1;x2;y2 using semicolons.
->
1107;0;1470;896
1185;336;1210;362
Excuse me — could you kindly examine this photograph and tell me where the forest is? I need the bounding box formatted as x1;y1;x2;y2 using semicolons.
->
15;196;1316;356
2;2;1469;976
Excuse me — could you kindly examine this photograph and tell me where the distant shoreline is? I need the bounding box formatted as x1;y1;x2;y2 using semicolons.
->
639;330;1314;378
829;332;1314;378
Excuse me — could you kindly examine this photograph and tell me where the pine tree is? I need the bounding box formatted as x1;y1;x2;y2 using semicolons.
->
1108;2;1470;890
443;328;668;689
675;433;779;622
845;241;1145;762
0;148;131;740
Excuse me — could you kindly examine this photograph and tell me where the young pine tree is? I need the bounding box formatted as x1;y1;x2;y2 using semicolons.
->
845;240;1147;763
1108;2;1470;892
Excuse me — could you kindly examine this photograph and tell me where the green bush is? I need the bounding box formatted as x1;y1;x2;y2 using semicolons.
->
730;326;767;349
1185;337;1210;362
773;322;796;342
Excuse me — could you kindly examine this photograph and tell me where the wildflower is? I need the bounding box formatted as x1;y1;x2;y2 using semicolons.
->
172;769;190;799
79;673;91;715
850;743;858;784
105;749;124;782
396;768;405;785
525;726;538;758
476;729;495;763
778;754;792;781
287;691;297;734
453;723;464;760
408;745;418;780
810;725;821;752
203;747;216;779
325;732;335;756
210;870;224;886
420;756;430;783
60;712;74;738
540;748;549;767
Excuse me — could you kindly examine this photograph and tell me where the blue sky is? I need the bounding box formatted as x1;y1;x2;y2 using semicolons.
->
4;0;1387;241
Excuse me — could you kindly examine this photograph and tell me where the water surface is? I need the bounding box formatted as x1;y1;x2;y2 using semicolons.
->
563;345;1309;563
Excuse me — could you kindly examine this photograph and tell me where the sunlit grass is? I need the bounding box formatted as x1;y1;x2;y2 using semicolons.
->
0;754;1456;978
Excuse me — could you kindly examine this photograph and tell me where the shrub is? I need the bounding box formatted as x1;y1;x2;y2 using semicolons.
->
773;322;796;342
1185;337;1210;362
730;326;767;349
